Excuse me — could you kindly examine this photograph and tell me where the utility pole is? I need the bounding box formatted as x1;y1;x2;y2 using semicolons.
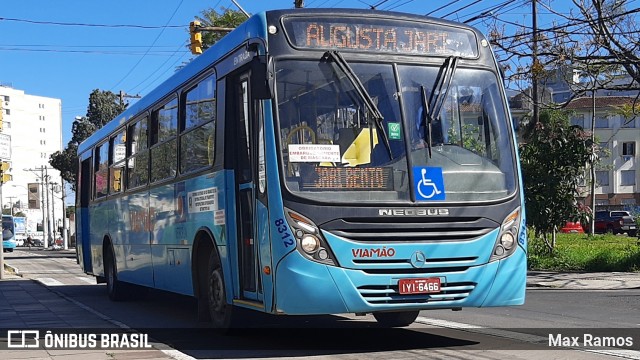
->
294;0;304;8
39;168;48;248
44;167;52;246
118;91;141;106
26;166;54;248
50;182;57;245
61;181;68;250
531;0;539;126
7;196;16;216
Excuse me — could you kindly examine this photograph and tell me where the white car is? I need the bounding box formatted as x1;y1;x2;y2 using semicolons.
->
15;236;25;246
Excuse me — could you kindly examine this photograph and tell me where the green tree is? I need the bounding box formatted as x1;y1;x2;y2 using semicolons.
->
50;90;127;191
195;7;248;49
519;109;592;252
488;0;640;112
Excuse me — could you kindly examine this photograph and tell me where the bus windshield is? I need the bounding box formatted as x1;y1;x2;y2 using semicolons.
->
276;58;517;203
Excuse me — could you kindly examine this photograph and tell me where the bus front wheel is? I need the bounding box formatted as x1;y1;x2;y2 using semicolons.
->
207;253;232;330
105;248;126;301
373;310;420;327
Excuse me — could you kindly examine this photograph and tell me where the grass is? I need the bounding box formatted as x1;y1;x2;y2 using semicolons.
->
527;232;640;272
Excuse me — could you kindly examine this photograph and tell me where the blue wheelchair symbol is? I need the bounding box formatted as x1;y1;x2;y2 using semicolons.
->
414;167;445;201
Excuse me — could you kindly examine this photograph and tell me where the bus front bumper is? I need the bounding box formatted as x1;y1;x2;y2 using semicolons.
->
274;247;526;315
2;240;16;251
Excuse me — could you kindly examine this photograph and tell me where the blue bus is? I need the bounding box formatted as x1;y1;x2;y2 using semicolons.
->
2;215;17;252
76;8;526;328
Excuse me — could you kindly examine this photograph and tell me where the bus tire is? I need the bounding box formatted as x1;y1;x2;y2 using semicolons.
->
105;247;126;301
373;310;419;327
207;252;233;330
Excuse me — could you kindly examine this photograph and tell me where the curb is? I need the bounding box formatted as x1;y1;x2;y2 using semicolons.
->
3;262;21;277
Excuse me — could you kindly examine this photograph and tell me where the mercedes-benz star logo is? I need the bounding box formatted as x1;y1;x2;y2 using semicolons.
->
410;251;427;268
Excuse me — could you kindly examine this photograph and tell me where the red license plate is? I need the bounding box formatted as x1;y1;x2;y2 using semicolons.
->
398;278;441;294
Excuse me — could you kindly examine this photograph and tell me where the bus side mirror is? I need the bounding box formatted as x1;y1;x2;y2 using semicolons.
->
251;55;273;100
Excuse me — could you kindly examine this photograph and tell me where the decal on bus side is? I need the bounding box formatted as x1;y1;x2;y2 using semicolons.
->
130;208;154;232
187;187;218;213
214;210;225;225
274;218;295;248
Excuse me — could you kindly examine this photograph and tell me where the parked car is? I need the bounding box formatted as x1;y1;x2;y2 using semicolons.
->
561;221;585;233
594;210;637;236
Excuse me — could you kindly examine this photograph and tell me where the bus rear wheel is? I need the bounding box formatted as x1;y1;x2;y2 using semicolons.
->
207;253;233;330
373;310;420;327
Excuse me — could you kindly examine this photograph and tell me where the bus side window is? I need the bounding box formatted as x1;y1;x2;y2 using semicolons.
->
94;142;109;198
127;117;149;189
110;129;126;194
150;98;178;183
180;73;217;173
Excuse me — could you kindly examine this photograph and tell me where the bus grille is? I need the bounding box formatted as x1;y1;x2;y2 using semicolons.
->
322;217;496;242
357;281;476;305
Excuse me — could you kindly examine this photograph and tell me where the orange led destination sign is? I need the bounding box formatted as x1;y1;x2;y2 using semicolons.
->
283;18;478;57
301;167;393;191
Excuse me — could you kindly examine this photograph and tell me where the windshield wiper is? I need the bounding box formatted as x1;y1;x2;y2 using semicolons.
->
421;56;459;158
323;50;393;160
420;85;433;158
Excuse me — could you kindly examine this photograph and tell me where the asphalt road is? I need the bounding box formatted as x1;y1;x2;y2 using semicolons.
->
4;248;639;360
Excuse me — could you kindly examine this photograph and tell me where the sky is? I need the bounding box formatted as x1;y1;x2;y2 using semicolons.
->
0;0;556;146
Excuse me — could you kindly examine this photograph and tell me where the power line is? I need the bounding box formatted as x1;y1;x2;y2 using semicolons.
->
371;0;392;9
128;41;190;94
386;0;416;11
490;6;640;43
463;0;516;23
0;44;182;49
426;0;462;16
0;16;184;29
109;0;186;92
136;48;191;96
0;47;184;55
442;0;483;19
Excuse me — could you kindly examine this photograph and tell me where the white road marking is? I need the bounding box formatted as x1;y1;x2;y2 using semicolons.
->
35;277;65;286
77;276;96;284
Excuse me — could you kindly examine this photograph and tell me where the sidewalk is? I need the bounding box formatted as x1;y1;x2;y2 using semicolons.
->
527;271;640;290
0;274;175;359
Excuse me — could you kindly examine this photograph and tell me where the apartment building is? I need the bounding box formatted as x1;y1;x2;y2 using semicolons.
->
508;66;639;207
0;84;64;240
567;96;639;206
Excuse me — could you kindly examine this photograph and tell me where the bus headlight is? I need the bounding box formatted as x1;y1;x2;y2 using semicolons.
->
500;232;515;250
284;208;337;265
490;207;521;262
300;235;320;253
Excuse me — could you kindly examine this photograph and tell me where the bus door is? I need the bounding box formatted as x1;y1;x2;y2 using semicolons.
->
228;72;263;303
78;157;93;273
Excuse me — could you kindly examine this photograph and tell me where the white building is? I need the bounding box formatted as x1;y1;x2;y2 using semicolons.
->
567;96;639;206
0;84;64;244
